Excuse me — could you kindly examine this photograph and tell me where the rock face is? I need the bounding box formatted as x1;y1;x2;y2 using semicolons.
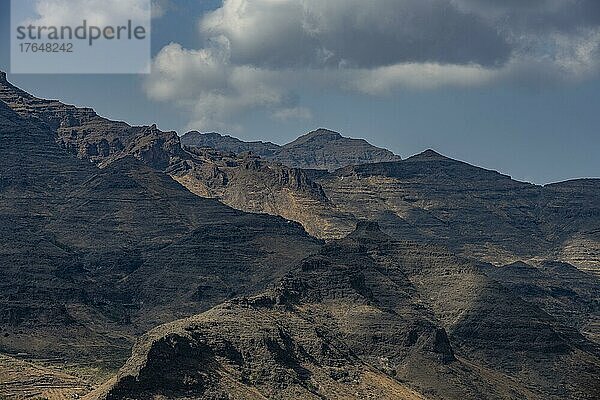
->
181;128;402;171
92;225;600;400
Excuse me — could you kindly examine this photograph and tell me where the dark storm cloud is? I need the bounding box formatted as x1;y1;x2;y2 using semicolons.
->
201;0;513;69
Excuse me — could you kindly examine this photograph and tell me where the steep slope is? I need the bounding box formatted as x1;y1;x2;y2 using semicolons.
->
181;128;402;171
92;224;600;400
0;96;320;376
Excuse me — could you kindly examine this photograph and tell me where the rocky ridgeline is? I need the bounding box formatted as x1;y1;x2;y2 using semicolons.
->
0;73;185;170
173;146;356;238
182;128;402;171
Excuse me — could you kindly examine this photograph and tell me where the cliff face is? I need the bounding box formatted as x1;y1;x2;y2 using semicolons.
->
172;147;356;239
181;128;402;171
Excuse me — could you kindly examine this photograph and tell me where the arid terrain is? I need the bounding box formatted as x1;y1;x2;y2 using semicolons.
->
1;70;599;399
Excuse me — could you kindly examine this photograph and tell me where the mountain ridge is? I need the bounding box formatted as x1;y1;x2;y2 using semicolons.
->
181;128;402;171
2;72;598;273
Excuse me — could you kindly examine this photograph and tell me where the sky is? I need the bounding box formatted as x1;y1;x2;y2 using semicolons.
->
0;0;599;184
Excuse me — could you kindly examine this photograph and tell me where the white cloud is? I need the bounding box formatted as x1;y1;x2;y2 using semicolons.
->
146;42;311;131
144;0;600;132
25;0;166;27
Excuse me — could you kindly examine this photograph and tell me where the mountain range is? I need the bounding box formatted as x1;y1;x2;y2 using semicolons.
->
0;71;599;400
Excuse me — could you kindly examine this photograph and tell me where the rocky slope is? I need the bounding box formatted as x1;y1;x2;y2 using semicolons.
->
181;128;402;171
0;96;320;376
91;224;600;400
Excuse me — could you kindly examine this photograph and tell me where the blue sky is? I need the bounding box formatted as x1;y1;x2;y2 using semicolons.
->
1;0;599;184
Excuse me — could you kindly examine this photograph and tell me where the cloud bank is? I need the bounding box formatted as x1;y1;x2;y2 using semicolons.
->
145;0;600;131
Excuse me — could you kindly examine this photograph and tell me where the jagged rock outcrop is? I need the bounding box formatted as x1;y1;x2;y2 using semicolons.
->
181;128;402;171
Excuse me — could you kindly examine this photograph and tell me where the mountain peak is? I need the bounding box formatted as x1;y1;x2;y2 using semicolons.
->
421;149;443;157
285;128;343;147
311;128;343;138
408;149;450;161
